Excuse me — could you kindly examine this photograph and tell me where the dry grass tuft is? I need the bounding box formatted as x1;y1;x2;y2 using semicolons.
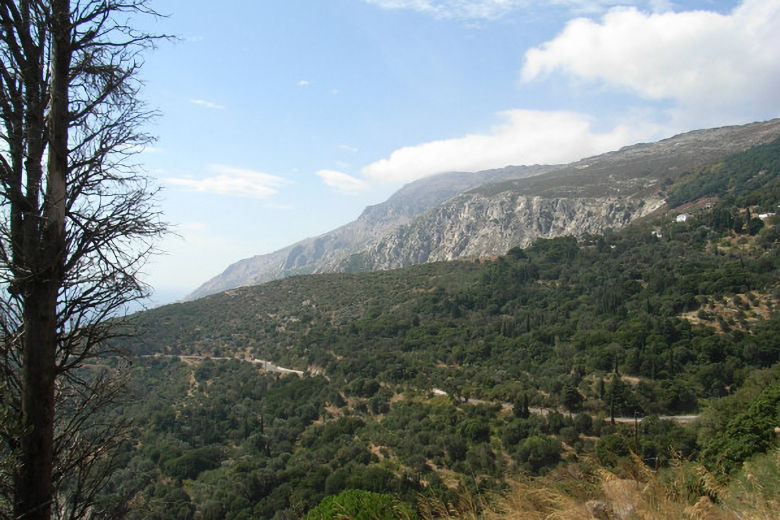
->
417;483;484;520
427;449;780;520
485;479;590;520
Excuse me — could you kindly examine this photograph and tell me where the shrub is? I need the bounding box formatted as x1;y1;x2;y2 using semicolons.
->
306;489;417;520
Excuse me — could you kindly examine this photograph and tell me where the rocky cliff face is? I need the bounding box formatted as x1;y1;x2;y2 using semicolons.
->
340;195;663;271
187;118;780;300
186;165;552;299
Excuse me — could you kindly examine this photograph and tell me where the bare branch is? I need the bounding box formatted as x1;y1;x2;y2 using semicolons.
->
0;1;167;518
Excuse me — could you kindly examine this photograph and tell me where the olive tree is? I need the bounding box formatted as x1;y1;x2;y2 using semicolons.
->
0;1;166;518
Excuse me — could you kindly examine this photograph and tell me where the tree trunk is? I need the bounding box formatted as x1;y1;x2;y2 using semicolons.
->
17;284;58;520
3;0;163;514
15;1;70;518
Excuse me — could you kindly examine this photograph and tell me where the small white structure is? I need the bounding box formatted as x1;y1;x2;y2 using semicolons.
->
676;213;690;223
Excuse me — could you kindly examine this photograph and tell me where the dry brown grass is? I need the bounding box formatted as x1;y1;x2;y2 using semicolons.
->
681;291;777;334
418;475;594;520
420;449;780;520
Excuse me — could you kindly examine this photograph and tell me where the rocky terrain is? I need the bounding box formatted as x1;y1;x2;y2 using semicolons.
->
187;118;780;300
339;195;662;271
186;164;552;299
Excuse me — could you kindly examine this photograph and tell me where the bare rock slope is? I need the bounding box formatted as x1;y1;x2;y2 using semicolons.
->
187;118;780;300
186;165;552;299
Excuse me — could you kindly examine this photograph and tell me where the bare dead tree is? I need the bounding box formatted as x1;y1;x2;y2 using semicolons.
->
0;1;166;519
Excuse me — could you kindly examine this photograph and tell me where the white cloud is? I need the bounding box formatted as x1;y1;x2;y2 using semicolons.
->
362;109;651;183
521;0;780;125
316;169;369;194
297;80;310;87
189;98;225;110
364;0;644;20
339;144;359;153
163;165;287;199
355;1;780;184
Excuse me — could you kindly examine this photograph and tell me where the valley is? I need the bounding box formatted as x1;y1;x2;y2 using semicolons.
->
3;3;779;519
94;132;780;519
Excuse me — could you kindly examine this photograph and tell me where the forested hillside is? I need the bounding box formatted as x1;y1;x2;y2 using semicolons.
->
97;139;780;519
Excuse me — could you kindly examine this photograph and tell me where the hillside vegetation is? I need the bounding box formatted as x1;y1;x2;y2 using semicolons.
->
97;139;780;519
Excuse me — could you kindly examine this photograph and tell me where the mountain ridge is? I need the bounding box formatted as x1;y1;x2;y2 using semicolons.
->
185;164;553;299
186;118;780;300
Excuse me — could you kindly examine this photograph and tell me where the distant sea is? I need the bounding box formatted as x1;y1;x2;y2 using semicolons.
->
122;286;188;315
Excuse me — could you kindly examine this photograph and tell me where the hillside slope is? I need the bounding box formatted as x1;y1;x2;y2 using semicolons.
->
113;139;780;519
186;165;552;300
188;118;780;299
338;119;780;271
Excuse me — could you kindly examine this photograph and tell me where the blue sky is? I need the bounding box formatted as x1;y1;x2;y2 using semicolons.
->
135;0;780;304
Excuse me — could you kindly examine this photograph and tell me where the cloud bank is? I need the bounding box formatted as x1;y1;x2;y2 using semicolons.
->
522;0;780;124
164;165;287;199
362;110;645;183
361;0;780;184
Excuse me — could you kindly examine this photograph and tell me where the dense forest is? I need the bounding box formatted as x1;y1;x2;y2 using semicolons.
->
94;139;780;519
